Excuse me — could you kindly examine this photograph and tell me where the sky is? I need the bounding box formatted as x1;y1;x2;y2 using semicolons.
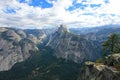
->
0;0;120;29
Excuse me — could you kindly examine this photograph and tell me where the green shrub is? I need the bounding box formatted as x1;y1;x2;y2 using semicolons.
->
96;58;103;63
114;64;120;71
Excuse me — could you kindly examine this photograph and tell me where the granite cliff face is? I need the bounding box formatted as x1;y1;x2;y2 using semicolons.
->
0;28;39;71
79;54;120;80
24;29;50;44
47;25;101;63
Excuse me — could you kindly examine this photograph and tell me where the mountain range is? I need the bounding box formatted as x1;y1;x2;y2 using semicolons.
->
0;25;120;80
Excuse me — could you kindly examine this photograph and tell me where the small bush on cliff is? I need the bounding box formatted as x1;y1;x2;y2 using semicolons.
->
96;58;103;63
114;64;120;71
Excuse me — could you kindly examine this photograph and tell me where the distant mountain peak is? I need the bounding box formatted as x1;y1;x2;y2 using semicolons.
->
58;24;69;33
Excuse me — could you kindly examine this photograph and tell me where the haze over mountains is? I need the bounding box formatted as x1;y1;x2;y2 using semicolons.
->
0;24;120;80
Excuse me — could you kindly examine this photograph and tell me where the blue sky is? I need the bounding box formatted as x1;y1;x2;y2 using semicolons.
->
19;0;53;8
0;0;120;29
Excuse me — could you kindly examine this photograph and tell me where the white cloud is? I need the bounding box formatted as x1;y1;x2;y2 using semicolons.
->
0;0;120;28
77;0;82;3
84;0;105;4
46;0;57;4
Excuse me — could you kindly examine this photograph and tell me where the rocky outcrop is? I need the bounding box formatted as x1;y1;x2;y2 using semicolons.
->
0;28;8;33
28;34;40;44
0;28;39;71
24;29;49;44
17;30;27;38
47;24;101;63
3;29;22;42
79;54;120;80
104;54;120;66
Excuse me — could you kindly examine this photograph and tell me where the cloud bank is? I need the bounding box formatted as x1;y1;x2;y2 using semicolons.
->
0;0;120;28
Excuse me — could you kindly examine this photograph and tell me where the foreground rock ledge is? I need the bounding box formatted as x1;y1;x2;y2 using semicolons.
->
78;54;120;80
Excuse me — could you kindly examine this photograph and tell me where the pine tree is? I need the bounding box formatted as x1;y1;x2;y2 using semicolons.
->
102;34;120;54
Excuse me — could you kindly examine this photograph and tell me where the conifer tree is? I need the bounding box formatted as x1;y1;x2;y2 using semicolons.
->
102;34;120;54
